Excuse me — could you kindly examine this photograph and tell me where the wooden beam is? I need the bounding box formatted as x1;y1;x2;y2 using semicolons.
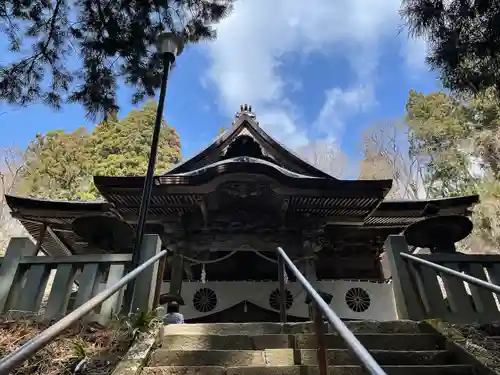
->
11;208;109;218
34;224;47;254
20;254;132;265
13;215;72;231
46;226;73;255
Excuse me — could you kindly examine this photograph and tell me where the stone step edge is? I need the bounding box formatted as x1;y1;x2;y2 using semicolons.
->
143;365;471;370
162;321;417;325
161;321;424;334
153;349;448;354
161;333;438;337
162;321;419;328
144;363;471;369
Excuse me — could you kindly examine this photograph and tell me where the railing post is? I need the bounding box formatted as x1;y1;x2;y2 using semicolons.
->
153;251;168;309
0;237;38;314
313;303;328;375
383;235;425;320
278;253;287;323
131;234;162;313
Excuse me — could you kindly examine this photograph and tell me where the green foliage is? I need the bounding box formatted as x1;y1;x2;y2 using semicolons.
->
405;90;478;198
128;309;162;332
473;178;500;250
0;0;234;118
15;100;181;200
401;0;500;97
91;100;181;177
468;87;500;177
71;340;87;360
17;128;95;200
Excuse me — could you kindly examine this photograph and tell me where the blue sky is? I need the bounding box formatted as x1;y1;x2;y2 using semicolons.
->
0;0;440;178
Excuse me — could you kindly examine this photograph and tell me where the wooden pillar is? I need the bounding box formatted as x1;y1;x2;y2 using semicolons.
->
168;250;184;299
305;257;317;320
313;303;328;375
303;237;318;321
383;235;425;320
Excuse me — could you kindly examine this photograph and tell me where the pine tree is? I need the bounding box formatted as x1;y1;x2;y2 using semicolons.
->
401;0;500;96
0;0;234;118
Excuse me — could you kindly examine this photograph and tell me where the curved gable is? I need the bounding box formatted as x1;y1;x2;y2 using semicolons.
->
165;105;333;178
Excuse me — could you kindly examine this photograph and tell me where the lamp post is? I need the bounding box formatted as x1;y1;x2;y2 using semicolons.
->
123;32;184;313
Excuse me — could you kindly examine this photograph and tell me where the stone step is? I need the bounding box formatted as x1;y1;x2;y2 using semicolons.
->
161;333;443;351
149;349;452;367
162;321;422;336
141;364;473;375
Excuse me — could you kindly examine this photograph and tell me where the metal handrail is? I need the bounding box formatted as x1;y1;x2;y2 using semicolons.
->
276;247;387;375
0;249;168;374
400;252;500;294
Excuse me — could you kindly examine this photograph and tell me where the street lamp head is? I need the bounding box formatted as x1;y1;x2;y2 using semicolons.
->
157;32;185;57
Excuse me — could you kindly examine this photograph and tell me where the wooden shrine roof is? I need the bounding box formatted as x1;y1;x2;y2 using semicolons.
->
6;196;112;256
6;193;479;256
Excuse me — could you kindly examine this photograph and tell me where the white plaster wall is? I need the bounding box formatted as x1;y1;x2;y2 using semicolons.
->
160;280;397;321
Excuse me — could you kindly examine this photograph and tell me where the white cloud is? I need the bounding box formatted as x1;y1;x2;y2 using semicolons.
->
204;0;422;150
314;85;376;135
257;106;309;149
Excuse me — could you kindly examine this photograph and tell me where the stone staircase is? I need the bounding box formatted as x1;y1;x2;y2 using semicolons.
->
141;321;476;375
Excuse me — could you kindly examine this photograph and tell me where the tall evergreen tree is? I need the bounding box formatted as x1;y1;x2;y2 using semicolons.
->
15;101;181;200
0;0;234;118
91;100;181;177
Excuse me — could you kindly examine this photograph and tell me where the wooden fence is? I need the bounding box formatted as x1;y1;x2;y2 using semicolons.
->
0;234;162;325
382;235;500;324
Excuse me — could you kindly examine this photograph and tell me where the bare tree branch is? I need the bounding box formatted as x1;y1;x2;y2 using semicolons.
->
296;139;348;178
359;119;427;199
0;147;26;254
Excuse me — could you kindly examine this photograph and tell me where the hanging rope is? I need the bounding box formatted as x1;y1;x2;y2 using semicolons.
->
182;250;238;264
253;250;280;263
181;249;314;267
253;250;314;265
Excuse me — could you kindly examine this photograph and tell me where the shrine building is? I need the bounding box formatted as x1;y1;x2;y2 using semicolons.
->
5;104;479;322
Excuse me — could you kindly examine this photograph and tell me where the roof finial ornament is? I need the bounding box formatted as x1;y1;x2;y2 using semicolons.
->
235;103;256;120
